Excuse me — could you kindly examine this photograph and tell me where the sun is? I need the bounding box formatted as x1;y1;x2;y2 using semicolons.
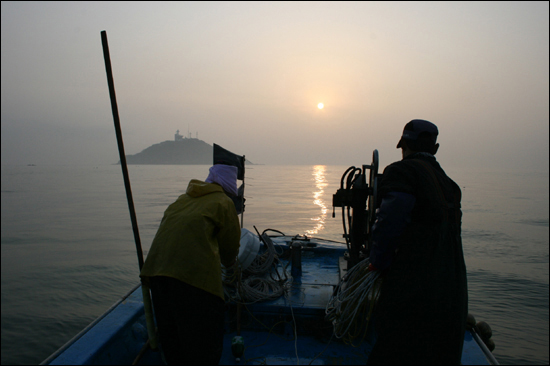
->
317;103;324;109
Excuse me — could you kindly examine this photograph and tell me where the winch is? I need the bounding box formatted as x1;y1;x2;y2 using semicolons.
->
332;150;380;270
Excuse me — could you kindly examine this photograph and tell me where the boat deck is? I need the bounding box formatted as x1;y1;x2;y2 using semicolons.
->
44;238;495;365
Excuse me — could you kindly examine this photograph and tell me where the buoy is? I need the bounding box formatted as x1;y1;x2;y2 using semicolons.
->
238;229;261;271
485;338;496;352
468;315;496;352
475;320;495;352
476;321;493;340
466;313;476;330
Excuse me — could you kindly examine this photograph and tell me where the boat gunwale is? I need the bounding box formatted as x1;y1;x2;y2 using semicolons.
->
39;283;142;365
471;329;500;365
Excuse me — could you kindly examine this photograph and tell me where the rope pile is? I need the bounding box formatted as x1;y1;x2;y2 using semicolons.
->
223;231;291;304
325;257;382;345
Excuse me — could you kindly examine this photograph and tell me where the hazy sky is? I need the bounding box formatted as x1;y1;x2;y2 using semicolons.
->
1;1;548;170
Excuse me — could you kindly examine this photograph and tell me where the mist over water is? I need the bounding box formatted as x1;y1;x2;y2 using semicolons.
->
1;164;548;365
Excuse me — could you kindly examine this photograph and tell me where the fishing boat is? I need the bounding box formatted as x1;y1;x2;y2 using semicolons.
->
41;31;499;365
40;146;498;365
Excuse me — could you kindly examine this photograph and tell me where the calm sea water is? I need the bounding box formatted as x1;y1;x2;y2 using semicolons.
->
1;164;548;365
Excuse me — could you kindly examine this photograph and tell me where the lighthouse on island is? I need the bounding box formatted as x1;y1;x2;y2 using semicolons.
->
175;129;198;141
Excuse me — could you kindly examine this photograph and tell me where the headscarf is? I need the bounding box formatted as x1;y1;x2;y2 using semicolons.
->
205;164;238;196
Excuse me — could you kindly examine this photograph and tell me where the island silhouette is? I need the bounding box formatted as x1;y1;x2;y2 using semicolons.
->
121;130;252;165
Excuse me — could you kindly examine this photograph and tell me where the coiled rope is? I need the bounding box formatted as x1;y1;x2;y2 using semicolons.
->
222;230;301;363
223;230;291;304
325;257;382;346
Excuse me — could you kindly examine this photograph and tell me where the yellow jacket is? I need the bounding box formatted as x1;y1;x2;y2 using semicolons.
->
140;179;241;300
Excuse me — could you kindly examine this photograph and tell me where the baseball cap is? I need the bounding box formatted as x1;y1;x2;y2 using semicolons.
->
396;119;439;148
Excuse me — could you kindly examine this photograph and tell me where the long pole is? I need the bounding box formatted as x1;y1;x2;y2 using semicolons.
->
100;31;144;270
100;30;157;350
240;155;245;228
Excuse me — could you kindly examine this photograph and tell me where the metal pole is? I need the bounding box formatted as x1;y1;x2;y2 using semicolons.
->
101;30;157;350
100;30;144;270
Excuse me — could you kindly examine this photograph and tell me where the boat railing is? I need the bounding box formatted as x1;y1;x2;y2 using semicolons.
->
39;283;142;365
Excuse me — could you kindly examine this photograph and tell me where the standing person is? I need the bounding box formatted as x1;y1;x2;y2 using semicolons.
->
367;120;468;365
140;164;241;365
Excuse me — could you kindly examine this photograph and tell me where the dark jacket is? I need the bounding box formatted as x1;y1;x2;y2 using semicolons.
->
368;153;468;365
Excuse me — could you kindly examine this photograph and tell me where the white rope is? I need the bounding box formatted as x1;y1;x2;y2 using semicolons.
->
223;234;291;305
325;258;382;343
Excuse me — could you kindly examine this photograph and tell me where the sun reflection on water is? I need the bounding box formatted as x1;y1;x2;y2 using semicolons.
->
306;165;328;236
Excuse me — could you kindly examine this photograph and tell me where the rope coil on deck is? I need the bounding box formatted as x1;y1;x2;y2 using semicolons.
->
222;231;291;304
325;257;382;346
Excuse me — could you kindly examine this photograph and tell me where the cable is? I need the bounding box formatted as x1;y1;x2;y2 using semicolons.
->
284;277;300;365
